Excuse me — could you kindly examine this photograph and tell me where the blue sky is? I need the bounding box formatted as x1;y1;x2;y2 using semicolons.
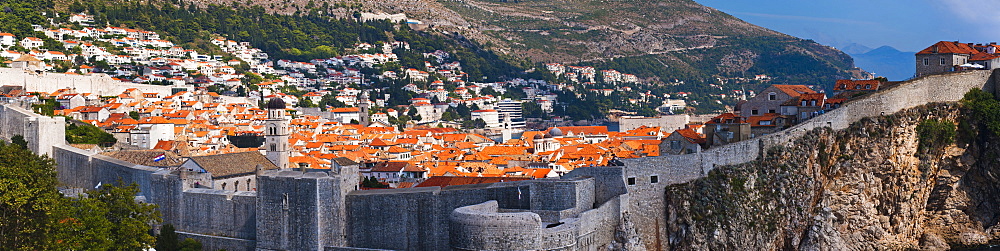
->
693;0;1000;52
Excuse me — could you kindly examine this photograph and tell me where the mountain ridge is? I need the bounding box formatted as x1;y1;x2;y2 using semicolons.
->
119;0;857;88
849;45;915;80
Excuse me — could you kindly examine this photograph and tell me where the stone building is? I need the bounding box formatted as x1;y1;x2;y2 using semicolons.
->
738;84;817;118
916;41;978;77
178;151;279;191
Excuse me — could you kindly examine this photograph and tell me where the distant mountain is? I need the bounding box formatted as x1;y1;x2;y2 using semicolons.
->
849;46;915;81
838;43;873;55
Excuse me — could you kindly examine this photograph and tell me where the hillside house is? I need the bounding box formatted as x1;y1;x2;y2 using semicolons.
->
739;84;817;118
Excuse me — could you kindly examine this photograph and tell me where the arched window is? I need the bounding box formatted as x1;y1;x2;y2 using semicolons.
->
221;183;227;190
235;181;240;191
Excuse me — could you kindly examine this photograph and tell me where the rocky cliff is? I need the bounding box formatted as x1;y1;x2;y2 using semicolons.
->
664;103;1000;250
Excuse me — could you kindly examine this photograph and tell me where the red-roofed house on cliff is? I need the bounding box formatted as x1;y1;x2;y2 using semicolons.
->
916;41;983;77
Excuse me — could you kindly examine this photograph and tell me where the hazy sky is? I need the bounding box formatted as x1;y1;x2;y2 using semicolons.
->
693;0;1000;52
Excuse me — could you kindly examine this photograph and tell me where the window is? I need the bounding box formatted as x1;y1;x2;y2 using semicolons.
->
751;109;759;115
650;176;658;183
810;100;816;106
221;183;227;190
801;100;808;106
270;144;276;151
864;84;871;89
627;177;636;185
940;58;946;65
840;84;847;89
923;58;929;66
235;181;240;191
768;92;776;100
768;109;776;114
759;120;771;125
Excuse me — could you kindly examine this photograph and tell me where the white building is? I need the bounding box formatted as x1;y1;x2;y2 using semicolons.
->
471;109;500;128
130;116;175;149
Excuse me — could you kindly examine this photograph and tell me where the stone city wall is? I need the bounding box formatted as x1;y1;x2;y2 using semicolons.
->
619;69;998;250
255;170;353;251
52;144;160;196
150;171;259;251
0;68;184;96
449;201;545;251
178;189;257;240
346;178;597;251
0;104;65;156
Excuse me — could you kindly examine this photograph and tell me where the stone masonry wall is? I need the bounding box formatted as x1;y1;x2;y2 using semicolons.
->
0;104;65;156
0;68;182;96
346;178;596;251
449;201;544;251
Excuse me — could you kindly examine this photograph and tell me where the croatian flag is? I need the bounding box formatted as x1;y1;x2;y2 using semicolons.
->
153;154;166;162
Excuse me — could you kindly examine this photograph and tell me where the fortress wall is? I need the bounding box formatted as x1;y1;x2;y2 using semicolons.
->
346;187;441;251
0;68;182;96
562;166;627;206
53;144;95;188
91;154;159;196
619;69;997;251
574;194;627;250
449;201;543;251
52;144;160;197
0;104;65;156
150;171;184;227
256;171;350;251
346;178;599;251
529;178;595;216
178;189;257;240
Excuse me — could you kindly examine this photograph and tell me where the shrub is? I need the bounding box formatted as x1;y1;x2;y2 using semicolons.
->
916;119;956;153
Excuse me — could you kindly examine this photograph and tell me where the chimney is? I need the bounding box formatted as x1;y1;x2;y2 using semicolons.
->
299;163;306;173
255;164;264;175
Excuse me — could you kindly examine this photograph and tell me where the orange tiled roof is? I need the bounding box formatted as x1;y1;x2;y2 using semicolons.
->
917;41;980;55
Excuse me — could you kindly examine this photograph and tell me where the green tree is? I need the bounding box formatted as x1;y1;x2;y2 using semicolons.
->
66;123;117;145
10;135;28;149
128;111;140;120
155;224;179;251
178;238;203;251
521;102;545;118
66;182;161;250
0;142;64;250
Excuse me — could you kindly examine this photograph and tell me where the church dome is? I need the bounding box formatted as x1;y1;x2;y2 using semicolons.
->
266;98;286;109
549;127;563;137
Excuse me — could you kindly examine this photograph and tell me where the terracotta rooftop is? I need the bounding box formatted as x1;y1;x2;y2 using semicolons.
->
184;151;278;178
917;41;980;55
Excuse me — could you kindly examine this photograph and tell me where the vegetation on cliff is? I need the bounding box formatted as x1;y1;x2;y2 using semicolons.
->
664;98;1000;249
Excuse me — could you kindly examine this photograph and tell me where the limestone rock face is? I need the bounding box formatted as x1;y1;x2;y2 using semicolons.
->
664;103;1000;250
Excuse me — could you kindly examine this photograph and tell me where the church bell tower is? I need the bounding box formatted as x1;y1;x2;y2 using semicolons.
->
265;98;289;169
